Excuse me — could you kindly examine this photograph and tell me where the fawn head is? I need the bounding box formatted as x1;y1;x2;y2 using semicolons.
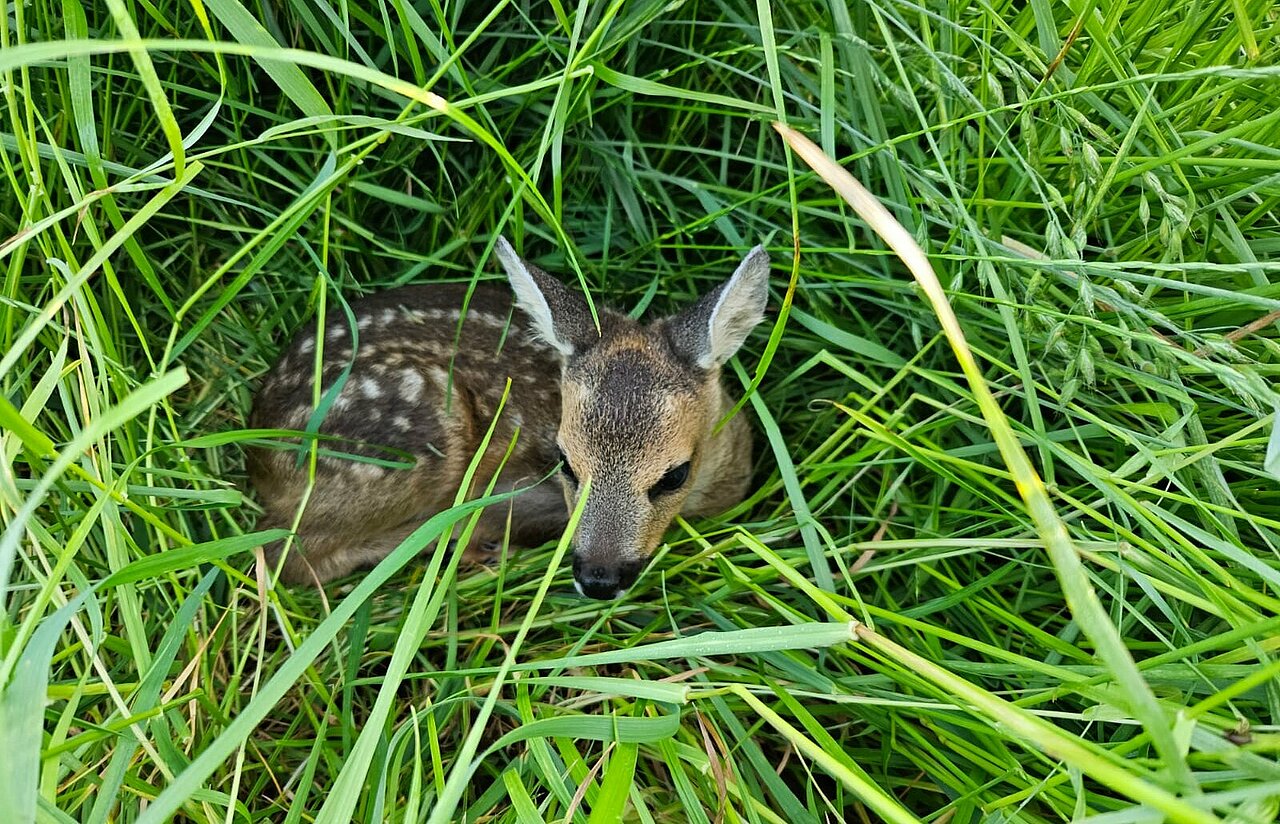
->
495;238;770;598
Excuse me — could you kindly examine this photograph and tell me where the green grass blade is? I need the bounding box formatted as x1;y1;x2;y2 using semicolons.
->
775;121;1198;793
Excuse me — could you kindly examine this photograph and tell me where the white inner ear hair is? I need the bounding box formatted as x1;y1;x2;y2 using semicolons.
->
703;246;768;369
495;237;572;356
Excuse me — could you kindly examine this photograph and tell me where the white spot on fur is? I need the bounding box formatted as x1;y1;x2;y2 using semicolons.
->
393;415;412;431
426;366;451;390
358;376;383;399
400;369;425;402
467;312;506;327
358;314;373;331
380;308;396;325
327;325;345;342
298;337;315;356
353;462;384;480
399;305;506;328
400;306;455;324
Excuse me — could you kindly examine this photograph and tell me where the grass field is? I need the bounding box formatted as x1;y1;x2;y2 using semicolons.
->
3;0;1280;821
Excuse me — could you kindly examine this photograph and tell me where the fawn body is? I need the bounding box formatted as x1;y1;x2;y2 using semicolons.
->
247;239;770;597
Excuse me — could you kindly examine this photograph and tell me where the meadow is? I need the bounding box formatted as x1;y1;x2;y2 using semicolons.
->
2;0;1279;821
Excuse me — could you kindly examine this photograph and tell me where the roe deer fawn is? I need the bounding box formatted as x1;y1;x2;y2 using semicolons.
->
247;238;770;598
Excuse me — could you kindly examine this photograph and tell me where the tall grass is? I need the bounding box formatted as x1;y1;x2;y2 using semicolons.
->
2;0;1279;821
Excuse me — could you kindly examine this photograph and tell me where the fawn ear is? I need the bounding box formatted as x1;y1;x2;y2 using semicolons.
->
495;237;596;357
664;245;770;370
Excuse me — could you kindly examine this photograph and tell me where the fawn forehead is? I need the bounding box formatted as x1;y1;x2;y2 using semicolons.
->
560;326;706;458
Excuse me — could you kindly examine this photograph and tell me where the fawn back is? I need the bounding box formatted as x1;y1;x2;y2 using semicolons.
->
247;238;770;597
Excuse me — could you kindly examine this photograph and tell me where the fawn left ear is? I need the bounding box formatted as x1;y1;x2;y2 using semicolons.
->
495;236;596;357
664;246;770;369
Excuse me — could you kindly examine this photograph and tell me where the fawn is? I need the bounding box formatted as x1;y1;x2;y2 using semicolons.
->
247;238;770;598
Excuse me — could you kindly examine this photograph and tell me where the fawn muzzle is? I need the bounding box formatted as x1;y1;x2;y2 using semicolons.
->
562;480;652;599
573;555;643;600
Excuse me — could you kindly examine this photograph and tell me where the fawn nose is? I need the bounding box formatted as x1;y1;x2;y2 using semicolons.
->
573;557;642;600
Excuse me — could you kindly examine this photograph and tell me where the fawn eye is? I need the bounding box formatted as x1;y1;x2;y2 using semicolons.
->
649;461;691;500
557;449;578;486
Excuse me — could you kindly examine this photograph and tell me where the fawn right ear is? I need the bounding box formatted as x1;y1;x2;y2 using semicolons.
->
495;236;596;357
664;245;770;370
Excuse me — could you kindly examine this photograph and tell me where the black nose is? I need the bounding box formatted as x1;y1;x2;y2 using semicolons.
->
573;557;642;600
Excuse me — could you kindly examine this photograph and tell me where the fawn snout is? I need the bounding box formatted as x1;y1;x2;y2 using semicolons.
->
573;556;643;600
